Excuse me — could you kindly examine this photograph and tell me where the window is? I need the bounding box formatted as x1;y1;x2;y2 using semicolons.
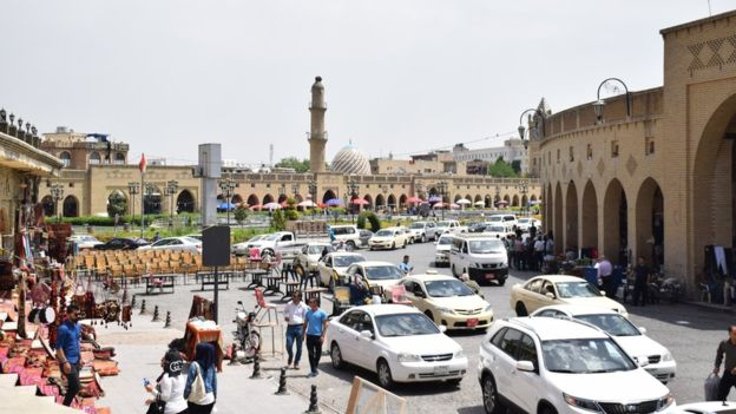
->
646;137;655;155
611;140;619;158
491;328;508;348
556;149;560;163
517;334;538;366
526;279;543;294
569;146;574;162
587;144;593;160
59;152;71;167
89;152;101;165
499;328;523;359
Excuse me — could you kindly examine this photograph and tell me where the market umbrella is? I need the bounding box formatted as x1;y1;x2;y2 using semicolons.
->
351;198;369;206
217;202;236;212
298;200;317;208
495;200;509;207
474;201;485;207
250;204;263;211
456;198;472;205
407;196;423;204
450;203;460;209
428;195;442;203
432;202;445;209
263;202;281;210
325;198;343;207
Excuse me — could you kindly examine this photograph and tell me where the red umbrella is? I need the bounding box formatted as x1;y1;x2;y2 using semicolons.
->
351;198;369;206
407;196;423;204
250;204;263;211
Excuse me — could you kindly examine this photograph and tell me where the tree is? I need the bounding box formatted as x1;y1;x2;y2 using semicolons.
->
488;157;518;178
510;160;522;175
275;157;310;173
234;207;248;225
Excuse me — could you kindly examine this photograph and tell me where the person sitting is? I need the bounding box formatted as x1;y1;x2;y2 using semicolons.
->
459;272;484;299
348;275;370;306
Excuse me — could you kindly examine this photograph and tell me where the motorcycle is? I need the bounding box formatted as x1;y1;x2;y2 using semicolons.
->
233;300;261;361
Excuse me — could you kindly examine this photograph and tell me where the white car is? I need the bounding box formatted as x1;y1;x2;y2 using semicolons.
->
328;304;468;388
316;252;367;291
344;261;406;294
531;305;676;383
294;242;334;273
478;317;674;414
482;224;515;240
434;234;454;267
329;225;362;250
138;236;202;253
368;227;410;250
408;221;437;243
232;235;266;256
517;217;542;232
68;235;103;250
433;220;462;238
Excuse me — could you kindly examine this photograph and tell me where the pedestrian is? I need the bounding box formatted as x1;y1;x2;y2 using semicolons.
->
145;349;188;414
153;231;161;242
284;291;309;370
398;255;413;274
303;297;328;378
714;325;736;400
184;342;217;414
460;272;484;299
596;256;614;298
56;303;82;406
534;237;545;272
632;256;650;306
529;224;537;240
348;274;370;306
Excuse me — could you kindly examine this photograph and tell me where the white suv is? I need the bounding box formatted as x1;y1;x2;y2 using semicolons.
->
408;221;437;243
329;225;362;250
478;317;673;414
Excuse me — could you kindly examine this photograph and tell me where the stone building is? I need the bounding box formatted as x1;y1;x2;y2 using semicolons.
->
530;9;736;292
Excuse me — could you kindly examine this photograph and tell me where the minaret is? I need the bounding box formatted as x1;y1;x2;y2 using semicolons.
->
309;76;327;173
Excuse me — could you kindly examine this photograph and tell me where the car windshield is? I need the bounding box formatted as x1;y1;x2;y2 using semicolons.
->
308;245;330;255
375;230;393;237
182;237;201;244
488;216;502;222
555;281;602;298
576;314;640;337
542;338;636;374
468;239;505;254
247;235;265;243
263;234;281;241
375;313;440;337
365;266;403;280
425;279;475;297
334;255;365;267
438;237;452;245
437;221;451;227
409;223;425;229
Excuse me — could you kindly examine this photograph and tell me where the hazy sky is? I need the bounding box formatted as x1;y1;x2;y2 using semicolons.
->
1;1;732;167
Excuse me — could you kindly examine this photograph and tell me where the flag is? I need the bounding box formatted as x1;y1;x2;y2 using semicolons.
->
138;153;146;173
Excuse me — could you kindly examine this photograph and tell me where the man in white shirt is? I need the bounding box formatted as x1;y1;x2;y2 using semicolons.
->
284;291;309;369
534;237;545;271
595;256;614;298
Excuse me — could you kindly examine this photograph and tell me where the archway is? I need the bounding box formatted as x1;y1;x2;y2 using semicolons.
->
231;194;243;205
485;195;492;208
247;194;259;207
143;186;162;214
503;195;510;205
63;196;79;217
399;194;407;209
581;180;598;256
177;190;195;213
322;190;336;204
59;151;71;167
603;179;628;265
41;195;55;216
263;194;275;205
387;194;396;210
375;194;385;209
554;183;563;254
565;181;579;251
512;195;519;207
107;190;128;218
521;195;528;209
277;194;288;204
474;194;482;206
636;178;664;269
363;194;373;210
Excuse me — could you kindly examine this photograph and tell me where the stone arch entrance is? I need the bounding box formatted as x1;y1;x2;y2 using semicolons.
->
603;179;628;265
387;194;396;209
565;181;579;251
553;183;563;253
277;194;288;204
512;195;519;207
485;195;492;208
247;194;259;207
41;195;55;216
364;194;373;210
399;194;407;209
581;180;598;256
177;190;195;213
231;194;243;205
322;190;336;204
375;194;385;209
635;178;664;269
521;194;528;209
263;194;275;205
63;195;79;217
143;186;162;214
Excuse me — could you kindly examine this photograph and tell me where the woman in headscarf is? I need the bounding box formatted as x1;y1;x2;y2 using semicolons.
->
183;342;217;414
349;274;370;306
145;349;188;414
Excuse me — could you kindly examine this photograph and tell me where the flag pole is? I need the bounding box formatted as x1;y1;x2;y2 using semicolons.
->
140;153;146;239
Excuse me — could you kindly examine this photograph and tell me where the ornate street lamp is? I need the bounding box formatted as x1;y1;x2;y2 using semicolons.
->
218;175;236;226
128;182;139;216
436;181;448;220
515;180;529;215
308;179;318;215
518;108;546;150
292;183;300;199
593;77;631;122
346;176;359;221
50;183;64;222
165;180;178;227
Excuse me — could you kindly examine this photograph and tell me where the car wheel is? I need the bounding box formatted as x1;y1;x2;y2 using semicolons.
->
497;278;506;287
328;277;336;293
515;302;528;317
377;359;394;389
421;234;427;243
346;241;355;251
539;405;557;414
451;264;458;277
424;310;435;324
330;342;344;369
392;242;396;250
482;374;505;414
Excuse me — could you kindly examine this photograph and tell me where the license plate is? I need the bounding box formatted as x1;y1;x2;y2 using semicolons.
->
434;365;449;375
485;273;495;280
467;318;479;328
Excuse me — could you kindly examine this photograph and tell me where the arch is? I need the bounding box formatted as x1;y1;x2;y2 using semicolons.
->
603;178;628;264
59;151;71;167
231;194;243;205
399;194;407;209
581;180;598;255
635;178;664;268
484;194;492;208
465;194;472;203
375;194;385;208
503;194;510;204
295;194;304;203
530;194;538;202
89;152;101;165
62;195;79;217
521;195;528;208
143;185;162;214
512;195;520;207
247;194;259;206
107;190;128;218
363;194;373;210
277;194;288;204
565;181;579;251
474;194;482;203
114;152;125;164
322;190;336;204
41;195;55;216
544;183;553;234
553;183;563;254
263;194;275;205
176;189;195;213
387;194;397;208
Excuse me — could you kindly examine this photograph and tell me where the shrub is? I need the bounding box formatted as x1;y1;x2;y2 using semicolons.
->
271;210;286;231
234;207;248;224
357;212;367;229
361;211;381;232
285;209;299;221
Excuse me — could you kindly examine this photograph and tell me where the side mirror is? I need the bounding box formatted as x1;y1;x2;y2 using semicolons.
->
360;330;374;340
600;290;606;296
516;360;535;372
638;327;647;335
545;292;555;299
634;355;650;367
438;325;448;333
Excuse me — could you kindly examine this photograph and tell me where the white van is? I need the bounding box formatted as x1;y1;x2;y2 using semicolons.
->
449;235;508;286
487;214;518;232
328;225;362;250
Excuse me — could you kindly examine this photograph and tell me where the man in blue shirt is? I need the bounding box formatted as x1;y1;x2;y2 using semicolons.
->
55;304;82;406
303;297;328;377
398;255;413;274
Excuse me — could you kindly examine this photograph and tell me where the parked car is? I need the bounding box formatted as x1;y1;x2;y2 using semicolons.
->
478;316;673;414
345;261;406;294
329;225;362;250
509;274;628;317
434;220;463;238
368;227;410;250
232;235;267;256
434;234;454;267
449;235;508;286
293;242;334;273
93;237;148;251
68;235;103;250
358;229;373;248
328;304;468;388
317;252;367;291
516;217;542;232
138;236;202;253
531;304;676;383
398;273;494;331
468;222;487;233
486;214;518;232
482;224;515;240
408;221;437;243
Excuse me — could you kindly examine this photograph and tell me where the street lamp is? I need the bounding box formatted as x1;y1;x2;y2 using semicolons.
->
308;179;317;216
518;108;546;150
593;77;631;123
128;182;139;217
165;180;178;227
292;183;300;199
515;180;529;216
218;175;236;226
436;181;448;220
494;184;500;208
50;183;64;222
346;176;359;221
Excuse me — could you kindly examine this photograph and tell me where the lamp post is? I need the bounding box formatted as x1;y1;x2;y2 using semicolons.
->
218;175;236;226
128;182;139;217
518;108;546;150
165;180;178;228
494;184;500;208
515;180;529;216
346;176;359;222
381;185;388;214
143;183;155;237
50;183;64;222
436;181;448;220
593;77;631;123
308;179;317;216
292;183;300;199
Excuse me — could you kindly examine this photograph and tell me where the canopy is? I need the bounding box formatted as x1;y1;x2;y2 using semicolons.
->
249;203;263;211
325;198;343;207
217;202;236;211
351;198;369;206
495;200;509;206
456;198;471;205
263;202;282;210
450;203;460;209
298;200;317;207
407;196;423;204
474;201;485;207
428;195;442;203
432;202;446;209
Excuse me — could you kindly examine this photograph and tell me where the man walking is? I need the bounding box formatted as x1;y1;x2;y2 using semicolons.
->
714;325;736;400
56;304;82;406
398;255;413;274
632;256;650;306
303;297;328;377
596;256;614;298
284;291;308;370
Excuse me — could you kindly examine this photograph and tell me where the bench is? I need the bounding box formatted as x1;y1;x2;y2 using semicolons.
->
195;271;230;291
144;274;176;295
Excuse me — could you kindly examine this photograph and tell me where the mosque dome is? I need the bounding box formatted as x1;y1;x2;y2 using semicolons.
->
331;144;371;176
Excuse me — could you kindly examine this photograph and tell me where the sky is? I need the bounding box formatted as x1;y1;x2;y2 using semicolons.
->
1;1;733;167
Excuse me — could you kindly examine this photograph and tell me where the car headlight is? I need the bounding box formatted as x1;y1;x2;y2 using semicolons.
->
437;307;455;315
397;353;422;362
661;352;673;362
454;350;465;359
484;304;493;313
563;393;600;412
657;393;674;410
